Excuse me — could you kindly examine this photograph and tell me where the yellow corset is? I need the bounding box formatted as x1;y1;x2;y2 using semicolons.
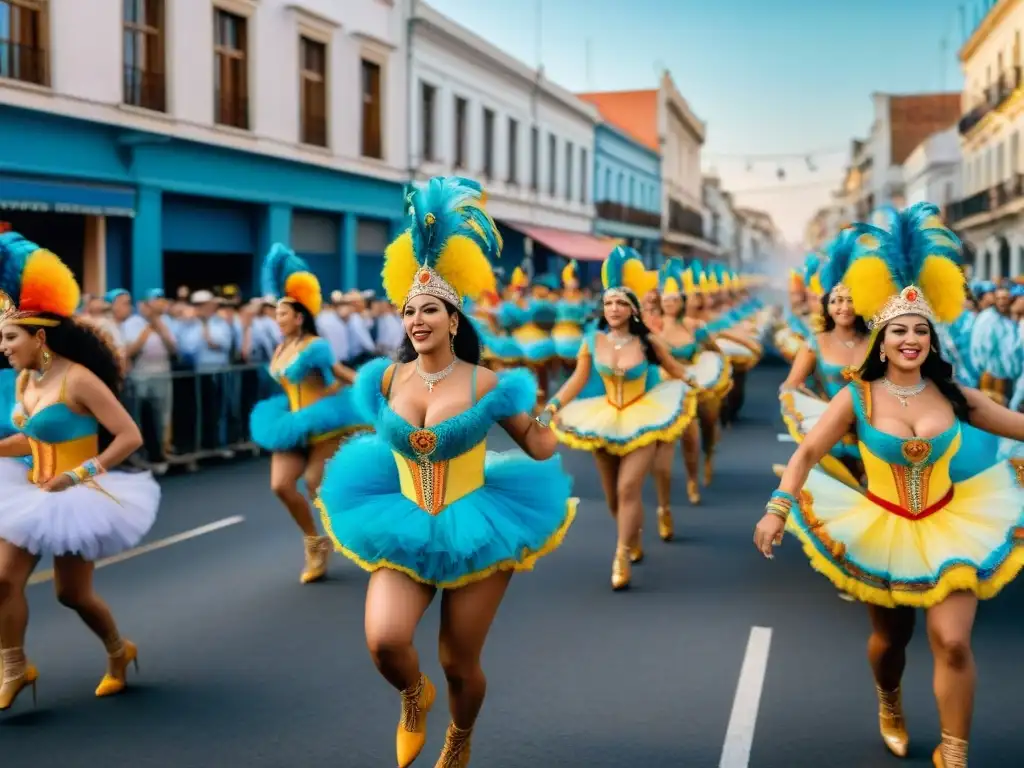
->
280;376;332;412
393;439;486;515
598;371;647;409
860;436;957;518
28;435;98;485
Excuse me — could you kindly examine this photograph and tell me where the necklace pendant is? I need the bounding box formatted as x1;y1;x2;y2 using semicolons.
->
426;381;434;392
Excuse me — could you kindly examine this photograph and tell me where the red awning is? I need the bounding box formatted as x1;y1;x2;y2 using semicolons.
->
504;223;621;262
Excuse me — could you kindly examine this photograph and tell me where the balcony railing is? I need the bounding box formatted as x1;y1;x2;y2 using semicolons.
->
302;113;327;147
215;92;249;130
123;66;166;112
960;66;1024;135
0;40;47;86
594;201;660;229
668;197;705;239
946;174;1024;225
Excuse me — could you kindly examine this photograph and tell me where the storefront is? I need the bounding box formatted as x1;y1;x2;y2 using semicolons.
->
498;221;619;288
0;104;405;299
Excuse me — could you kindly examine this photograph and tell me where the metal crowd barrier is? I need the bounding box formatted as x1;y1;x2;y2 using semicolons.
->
120;363;270;472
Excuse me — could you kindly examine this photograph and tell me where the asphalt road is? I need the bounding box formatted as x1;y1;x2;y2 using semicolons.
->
4;362;1022;767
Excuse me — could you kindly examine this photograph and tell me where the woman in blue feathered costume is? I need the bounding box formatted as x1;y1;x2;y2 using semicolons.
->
316;177;576;768
248;245;365;585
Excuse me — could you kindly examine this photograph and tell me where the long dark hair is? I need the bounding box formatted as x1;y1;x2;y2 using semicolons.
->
821;291;870;335
597;290;660;365
398;300;481;365
858;320;970;423
290;301;319;337
37;315;125;395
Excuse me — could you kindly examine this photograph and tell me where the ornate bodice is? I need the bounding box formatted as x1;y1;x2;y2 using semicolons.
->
270;337;336;412
12;369;98;485
583;332;660;409
355;357;536;515
665;325;711;363
848;381;960;518
808;334;852;399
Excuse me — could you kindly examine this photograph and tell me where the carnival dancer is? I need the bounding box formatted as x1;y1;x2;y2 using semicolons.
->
552;260;586;369
317;177;575;768
510;269;557;403
248;245;365;584
968;280;1021;406
754;203;1024;768
546;246;697;589
650;260;732;533
0;232;160;709
779;231;870;487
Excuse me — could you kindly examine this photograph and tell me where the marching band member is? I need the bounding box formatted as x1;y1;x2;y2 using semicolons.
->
546;246;697;589
317;177;575;767
755;203;1024;768
248;245;365;584
0;232;160;708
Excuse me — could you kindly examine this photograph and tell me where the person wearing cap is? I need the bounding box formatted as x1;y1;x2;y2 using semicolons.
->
117;289;178;474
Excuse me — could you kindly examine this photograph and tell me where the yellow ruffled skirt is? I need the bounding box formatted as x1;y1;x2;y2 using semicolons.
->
788;464;1024;608
553;380;698;456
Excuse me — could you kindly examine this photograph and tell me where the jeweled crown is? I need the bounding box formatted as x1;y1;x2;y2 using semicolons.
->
870;285;934;329
405;266;462;309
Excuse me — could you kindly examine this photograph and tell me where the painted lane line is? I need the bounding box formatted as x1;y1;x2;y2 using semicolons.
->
28;515;246;586
776;434;795;442
719;626;773;768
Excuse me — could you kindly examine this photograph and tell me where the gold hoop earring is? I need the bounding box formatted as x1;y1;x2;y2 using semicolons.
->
879;349;886;363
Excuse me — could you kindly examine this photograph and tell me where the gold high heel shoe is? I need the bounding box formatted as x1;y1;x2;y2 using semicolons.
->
95;639;139;698
932;732;968;767
629;530;644;563
301;535;330;584
687;479;701;505
0;648;38;710
656;506;674;542
397;674;436;768
876;685;908;757
435;723;473;767
611;546;631;590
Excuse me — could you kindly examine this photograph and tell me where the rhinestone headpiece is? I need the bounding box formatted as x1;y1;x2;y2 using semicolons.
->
869;285;934;329
405;266;462;309
0;290;58;327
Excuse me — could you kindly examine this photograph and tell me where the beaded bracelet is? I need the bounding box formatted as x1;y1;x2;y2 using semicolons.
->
546;397;561;412
770;489;798;506
63;457;105;486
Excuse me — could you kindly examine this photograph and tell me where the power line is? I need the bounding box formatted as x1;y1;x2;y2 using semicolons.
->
702;146;849;160
725;178;839;195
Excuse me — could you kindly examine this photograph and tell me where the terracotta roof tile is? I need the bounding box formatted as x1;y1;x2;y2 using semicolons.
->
889;93;961;166
576;90;659;152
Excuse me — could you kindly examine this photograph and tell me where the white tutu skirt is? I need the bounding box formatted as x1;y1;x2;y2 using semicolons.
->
0;460;160;560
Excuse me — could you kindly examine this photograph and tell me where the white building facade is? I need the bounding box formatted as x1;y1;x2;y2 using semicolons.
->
408;1;604;277
736;208;779;268
702;175;738;267
951;0;1024;281
0;0;410;296
903;127;962;208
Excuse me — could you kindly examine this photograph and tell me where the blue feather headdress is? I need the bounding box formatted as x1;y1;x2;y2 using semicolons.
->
844;202;965;328
601;245;653;302
819;229;858;296
382;176;499;309
260;243;322;316
657;259;684;296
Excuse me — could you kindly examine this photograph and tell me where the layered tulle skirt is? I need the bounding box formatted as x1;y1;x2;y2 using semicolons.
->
772;326;806;364
779;388;862;486
317;434;577;588
686;351;733;402
250;389;370;452
552;321;583;360
717;336;762;373
512;323;555;364
788;464;1024;608
0;460;160;560
552;379;698;455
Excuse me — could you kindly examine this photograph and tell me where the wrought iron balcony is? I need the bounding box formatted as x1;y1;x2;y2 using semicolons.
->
594;201;660;229
944;174;1024;225
668;197;705;239
123;66;166;112
0;40;47;86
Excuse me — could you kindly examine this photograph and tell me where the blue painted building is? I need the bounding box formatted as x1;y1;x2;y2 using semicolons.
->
0;105;405;299
591;122;662;266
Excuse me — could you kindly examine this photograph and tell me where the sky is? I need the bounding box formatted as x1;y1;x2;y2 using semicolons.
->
424;0;977;245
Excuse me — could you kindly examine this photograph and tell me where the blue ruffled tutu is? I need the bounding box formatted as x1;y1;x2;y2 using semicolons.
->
250;389;368;452
317;357;576;588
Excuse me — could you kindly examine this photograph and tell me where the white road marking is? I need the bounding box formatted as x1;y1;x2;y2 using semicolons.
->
776;434;795;442
719;626;773;768
28;515;246;586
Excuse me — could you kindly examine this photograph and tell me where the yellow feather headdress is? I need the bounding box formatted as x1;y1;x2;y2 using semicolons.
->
561;259;578;288
0;232;80;327
382;177;499;309
844;203;965;329
601;246;653;305
261;243;323;316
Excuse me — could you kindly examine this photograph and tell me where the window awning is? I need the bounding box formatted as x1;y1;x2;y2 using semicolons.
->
0;174;136;218
504;222;621;262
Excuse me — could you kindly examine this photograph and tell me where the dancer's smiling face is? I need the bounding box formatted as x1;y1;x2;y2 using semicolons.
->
602;291;634;330
881;314;930;373
404;294;457;355
661;293;683;319
827;287;856;328
274;301;303;336
0;324;39;371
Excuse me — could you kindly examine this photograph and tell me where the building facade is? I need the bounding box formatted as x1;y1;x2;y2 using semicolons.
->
736;208;779;267
0;0;409;298
579;70;717;266
591;122;661;265
409;1;604;282
948;0;1024;280
903;127;962;208
702;175;738;268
